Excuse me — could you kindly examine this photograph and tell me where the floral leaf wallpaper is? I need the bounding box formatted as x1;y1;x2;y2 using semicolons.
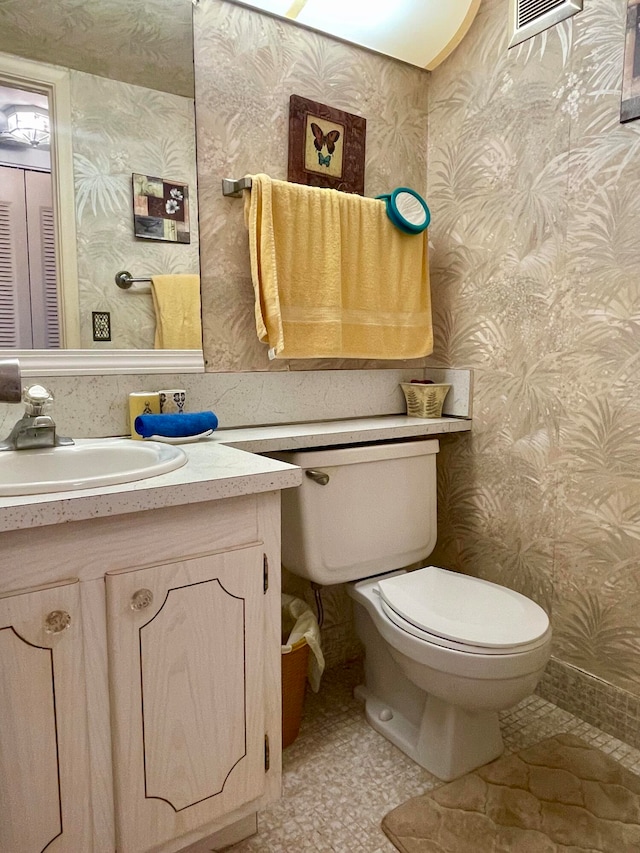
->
194;0;430;372
71;71;199;348
428;0;640;699
0;0;194;97
190;0;640;711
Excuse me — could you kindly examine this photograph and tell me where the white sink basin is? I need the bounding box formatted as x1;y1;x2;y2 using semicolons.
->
0;438;188;496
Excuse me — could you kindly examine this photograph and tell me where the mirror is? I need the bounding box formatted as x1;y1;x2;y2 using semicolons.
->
0;0;203;371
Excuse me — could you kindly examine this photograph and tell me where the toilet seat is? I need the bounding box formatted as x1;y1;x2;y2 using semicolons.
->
379;599;551;655
376;566;550;656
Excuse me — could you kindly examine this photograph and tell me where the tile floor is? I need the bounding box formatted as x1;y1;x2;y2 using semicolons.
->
228;659;640;852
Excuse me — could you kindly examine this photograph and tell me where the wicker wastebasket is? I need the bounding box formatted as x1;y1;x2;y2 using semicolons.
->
281;637;310;748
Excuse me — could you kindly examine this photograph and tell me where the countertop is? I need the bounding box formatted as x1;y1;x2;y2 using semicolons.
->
0;415;470;533
213;414;469;452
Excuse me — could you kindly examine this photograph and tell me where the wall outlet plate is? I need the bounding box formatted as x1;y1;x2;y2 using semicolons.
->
92;311;111;341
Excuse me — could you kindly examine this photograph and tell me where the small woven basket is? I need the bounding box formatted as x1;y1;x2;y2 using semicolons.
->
281;638;310;748
401;383;451;419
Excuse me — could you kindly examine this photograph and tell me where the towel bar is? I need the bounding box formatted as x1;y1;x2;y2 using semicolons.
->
115;271;152;293
222;177;252;197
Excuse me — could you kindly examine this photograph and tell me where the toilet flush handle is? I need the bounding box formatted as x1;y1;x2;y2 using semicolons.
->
306;469;330;485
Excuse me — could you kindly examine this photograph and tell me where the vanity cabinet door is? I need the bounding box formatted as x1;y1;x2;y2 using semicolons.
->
106;545;267;853
0;579;91;853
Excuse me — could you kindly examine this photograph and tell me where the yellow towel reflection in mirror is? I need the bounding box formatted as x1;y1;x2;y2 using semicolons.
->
150;275;202;349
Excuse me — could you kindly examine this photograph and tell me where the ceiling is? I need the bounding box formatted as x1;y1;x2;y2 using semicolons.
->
226;0;482;70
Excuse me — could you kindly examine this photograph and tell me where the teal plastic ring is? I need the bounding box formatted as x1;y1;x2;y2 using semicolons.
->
376;187;431;234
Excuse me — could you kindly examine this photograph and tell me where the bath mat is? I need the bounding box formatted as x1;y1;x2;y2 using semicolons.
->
382;733;640;852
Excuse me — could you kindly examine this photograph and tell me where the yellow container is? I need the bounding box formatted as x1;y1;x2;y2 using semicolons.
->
401;382;451;419
128;391;160;439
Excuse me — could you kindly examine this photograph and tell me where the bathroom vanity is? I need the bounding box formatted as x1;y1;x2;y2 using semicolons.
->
0;442;301;853
0;415;470;853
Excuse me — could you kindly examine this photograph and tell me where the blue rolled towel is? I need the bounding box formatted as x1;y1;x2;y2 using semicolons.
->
135;411;219;439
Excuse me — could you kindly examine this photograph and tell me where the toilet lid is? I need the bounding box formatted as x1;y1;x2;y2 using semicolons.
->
376;566;550;650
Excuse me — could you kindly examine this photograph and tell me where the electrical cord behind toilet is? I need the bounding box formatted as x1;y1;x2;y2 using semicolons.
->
311;582;324;627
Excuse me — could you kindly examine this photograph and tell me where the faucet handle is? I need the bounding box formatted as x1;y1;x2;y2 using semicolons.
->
0;358;21;403
23;384;54;416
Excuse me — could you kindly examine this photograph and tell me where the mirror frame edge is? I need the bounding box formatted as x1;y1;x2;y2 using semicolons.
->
0;50;81;348
8;349;205;377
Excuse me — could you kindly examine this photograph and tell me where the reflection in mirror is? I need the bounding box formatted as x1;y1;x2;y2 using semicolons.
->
0;84;60;348
0;0;202;365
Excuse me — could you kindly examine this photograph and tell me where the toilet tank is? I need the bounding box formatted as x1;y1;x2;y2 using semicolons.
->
270;439;439;585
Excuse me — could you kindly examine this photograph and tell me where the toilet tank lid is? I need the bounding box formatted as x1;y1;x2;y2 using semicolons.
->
270;439;439;468
377;566;550;649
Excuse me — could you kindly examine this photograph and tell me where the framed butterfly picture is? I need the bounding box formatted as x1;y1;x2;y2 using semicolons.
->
288;95;366;195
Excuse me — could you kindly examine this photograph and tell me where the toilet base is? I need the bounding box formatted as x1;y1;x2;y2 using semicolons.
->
354;683;504;781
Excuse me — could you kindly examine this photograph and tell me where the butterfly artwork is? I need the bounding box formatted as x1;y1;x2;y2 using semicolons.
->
311;122;340;155
288;95;366;194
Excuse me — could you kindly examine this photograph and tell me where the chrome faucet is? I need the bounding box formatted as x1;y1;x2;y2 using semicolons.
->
0;370;74;451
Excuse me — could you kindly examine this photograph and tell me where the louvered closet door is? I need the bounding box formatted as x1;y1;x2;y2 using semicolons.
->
0;166;59;349
25;170;60;348
0;165;32;347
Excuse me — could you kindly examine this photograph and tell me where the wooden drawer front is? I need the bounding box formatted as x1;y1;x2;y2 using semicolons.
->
0;494;261;592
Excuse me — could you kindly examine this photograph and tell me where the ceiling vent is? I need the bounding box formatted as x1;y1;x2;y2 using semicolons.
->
509;0;583;48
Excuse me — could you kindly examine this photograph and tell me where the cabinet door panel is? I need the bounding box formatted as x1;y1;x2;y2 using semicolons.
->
142;578;246;808
0;580;91;853
107;546;266;853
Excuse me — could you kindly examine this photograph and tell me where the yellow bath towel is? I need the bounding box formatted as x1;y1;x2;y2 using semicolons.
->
244;174;432;360
150;275;202;350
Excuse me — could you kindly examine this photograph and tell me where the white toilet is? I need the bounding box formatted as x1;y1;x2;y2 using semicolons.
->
272;439;552;781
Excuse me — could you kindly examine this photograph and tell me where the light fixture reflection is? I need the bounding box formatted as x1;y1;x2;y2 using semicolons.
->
4;105;50;147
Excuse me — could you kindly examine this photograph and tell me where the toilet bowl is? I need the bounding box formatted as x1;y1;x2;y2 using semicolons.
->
349;566;551;780
269;439;552;781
